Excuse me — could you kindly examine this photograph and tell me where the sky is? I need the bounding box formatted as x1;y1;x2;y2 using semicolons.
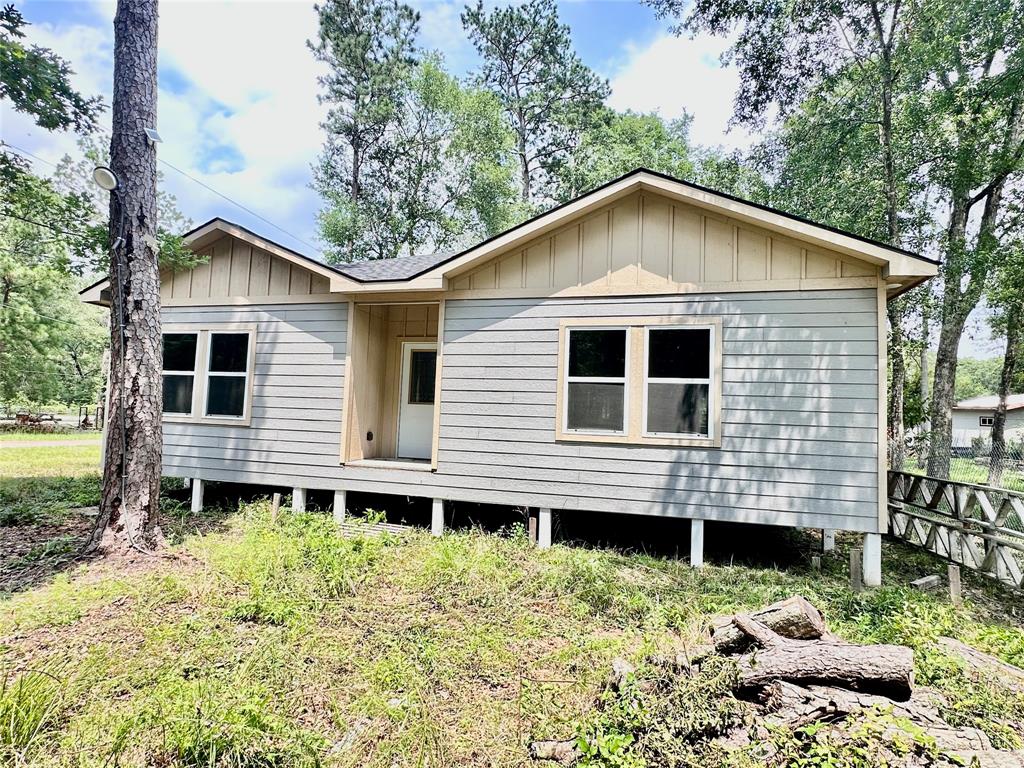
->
0;0;1000;357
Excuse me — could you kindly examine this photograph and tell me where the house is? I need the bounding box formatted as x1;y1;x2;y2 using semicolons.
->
81;169;937;585
951;394;1024;449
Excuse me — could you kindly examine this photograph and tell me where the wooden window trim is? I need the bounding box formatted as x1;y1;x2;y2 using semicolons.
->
641;324;716;441
163;322;257;427
555;315;723;448
560;325;631;438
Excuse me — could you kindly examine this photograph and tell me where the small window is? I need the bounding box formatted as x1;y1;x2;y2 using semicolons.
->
162;333;197;414
205;332;251;418
408;350;437;405
564;328;628;433
643;327;713;438
980;416;994;427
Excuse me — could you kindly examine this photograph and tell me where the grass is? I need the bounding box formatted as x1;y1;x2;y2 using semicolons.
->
0;444;102;478
0;432;102;442
1;494;1024;767
904;456;1024;493
2;438;1020;765
0;475;100;527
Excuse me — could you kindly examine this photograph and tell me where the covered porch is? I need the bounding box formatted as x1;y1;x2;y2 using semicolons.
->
341;300;442;468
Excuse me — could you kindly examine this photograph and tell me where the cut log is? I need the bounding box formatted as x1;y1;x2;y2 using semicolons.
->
763;680;946;729
938;637;1024;692
529;739;579;764
712;596;829;653
737;640;915;700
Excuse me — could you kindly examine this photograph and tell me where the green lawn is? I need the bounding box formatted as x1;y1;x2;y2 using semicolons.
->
0;444;102;477
0;431;102;442
904;457;1024;493
2;480;1024;766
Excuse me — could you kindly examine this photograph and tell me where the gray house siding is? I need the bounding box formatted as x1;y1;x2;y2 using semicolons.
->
162;287;881;533
162;302;348;479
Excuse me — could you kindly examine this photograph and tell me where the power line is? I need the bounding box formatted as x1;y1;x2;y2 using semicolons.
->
4;140;323;257
0;211;91;239
156;157;322;255
1;142;58;168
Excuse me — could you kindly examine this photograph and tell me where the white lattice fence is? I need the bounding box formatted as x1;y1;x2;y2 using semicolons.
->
888;470;1024;590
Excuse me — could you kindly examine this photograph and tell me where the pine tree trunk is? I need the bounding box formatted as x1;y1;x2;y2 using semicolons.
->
87;0;163;553
989;317;1019;487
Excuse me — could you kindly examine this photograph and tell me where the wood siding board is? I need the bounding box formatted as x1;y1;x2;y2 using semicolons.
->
672;206;701;283
161;287;878;532
640;196;671;284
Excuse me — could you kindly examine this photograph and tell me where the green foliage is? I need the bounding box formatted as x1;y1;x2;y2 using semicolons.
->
0;4;102;133
317;56;522;262
0;473;99;526
463;0;610;206
203;500;393;627
553;111;694;201
766;708;949;768
954;356;1004;400
0;664;65;759
576;656;747;767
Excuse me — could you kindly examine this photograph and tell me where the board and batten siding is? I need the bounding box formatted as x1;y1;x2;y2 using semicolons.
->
160;287;882;534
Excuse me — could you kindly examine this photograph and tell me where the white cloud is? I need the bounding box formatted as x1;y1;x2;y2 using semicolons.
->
3;0;328;255
607;32;754;151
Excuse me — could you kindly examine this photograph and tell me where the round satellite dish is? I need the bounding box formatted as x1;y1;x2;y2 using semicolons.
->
886;282;904;289
92;165;119;191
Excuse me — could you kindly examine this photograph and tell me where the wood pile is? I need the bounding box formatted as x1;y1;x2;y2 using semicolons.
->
530;596;1024;767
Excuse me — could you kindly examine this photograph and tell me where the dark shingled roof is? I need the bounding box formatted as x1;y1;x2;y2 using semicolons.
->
334;249;458;282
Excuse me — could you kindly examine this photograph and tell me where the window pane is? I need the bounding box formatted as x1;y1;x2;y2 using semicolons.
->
568;329;626;377
646;382;709;435
408;350;436;404
163;333;197;372
207;376;246;417
163;374;193;414
209;333;249;373
648;328;710;379
567;382;624;431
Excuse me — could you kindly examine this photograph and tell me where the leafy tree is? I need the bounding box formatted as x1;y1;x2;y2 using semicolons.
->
0;171;106;407
310;0;419;258
51;135;195;272
552;111;694;201
953;356;1003;400
318;58;522;261
908;0;1024;475
650;0;1024;476
692;148;773;203
462;0;609;207
0;4;102;133
985;232;1024;483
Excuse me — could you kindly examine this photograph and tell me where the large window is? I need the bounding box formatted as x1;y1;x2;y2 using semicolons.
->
205;332;251;417
162;333;197;414
564;328;628;433
162;324;256;424
643;327;713;438
558;317;721;447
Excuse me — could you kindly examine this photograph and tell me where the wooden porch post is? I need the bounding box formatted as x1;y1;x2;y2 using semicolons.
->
537;508;552;549
431;498;444;536
690;519;704;568
190;478;204;513
863;533;882;587
333;490;346;524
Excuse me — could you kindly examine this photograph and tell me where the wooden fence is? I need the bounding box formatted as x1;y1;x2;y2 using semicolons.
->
888;470;1024;590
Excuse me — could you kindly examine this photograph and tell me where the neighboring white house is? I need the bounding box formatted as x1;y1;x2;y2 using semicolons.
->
951;394;1024;449
81;169;938;585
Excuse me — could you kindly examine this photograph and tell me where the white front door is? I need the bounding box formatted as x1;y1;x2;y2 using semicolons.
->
397;342;437;460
